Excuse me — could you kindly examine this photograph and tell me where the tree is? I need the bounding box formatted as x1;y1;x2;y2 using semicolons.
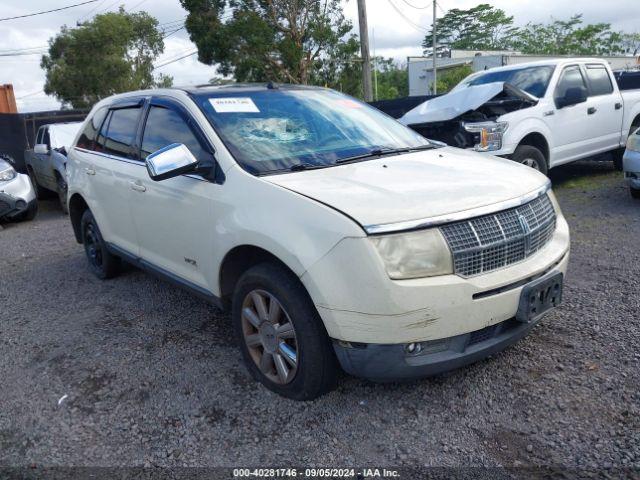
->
42;8;171;108
512;15;624;55
180;0;354;84
373;58;408;100
422;4;518;52
431;64;473;94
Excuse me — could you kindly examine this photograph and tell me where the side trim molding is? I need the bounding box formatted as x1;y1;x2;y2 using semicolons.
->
106;243;224;310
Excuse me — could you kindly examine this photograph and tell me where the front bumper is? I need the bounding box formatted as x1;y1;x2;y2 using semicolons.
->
334;315;542;381
623;149;640;190
0;173;37;219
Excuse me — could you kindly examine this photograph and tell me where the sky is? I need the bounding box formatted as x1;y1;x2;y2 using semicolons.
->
0;0;637;112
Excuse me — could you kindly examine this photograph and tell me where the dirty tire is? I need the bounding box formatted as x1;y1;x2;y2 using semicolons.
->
512;145;548;176
13;202;38;222
232;262;338;400
56;174;69;215
27;168;47;199
80;209;119;279
631;187;640;200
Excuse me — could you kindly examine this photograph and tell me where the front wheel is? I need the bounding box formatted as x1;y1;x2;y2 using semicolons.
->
56;175;69;215
232;262;337;400
80;209;120;279
27;168;47;199
512;145;548;176
631;187;640;200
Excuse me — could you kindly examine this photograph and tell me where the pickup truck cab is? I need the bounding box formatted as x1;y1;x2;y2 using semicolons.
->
401;58;640;174
67;85;570;400
25;122;83;213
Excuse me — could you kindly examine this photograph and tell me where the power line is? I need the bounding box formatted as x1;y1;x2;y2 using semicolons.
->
153;50;198;70
0;0;99;22
17;89;45;100
0;51;46;57
399;0;431;9
387;0;429;33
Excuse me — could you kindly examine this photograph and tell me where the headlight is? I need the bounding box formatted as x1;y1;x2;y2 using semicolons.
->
370;228;453;279
463;121;508;152
0;166;16;182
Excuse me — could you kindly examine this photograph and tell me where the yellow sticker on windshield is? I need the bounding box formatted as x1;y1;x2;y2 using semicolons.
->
209;97;260;113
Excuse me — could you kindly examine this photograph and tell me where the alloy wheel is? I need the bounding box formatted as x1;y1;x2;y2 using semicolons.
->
521;158;541;171
241;289;298;385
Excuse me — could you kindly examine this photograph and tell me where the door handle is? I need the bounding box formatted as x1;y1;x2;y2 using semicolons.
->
130;181;146;192
85;168;96;175
587;107;597;115
615;102;622;110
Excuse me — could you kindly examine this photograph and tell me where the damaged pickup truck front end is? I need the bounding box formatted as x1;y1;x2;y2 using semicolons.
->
400;82;538;152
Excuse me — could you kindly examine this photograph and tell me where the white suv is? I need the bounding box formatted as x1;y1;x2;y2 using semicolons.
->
67;85;570;400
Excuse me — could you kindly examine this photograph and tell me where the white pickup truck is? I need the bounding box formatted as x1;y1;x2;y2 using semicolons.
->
401;58;640;174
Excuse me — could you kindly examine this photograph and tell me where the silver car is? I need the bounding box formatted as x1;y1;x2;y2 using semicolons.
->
623;127;640;199
0;157;37;221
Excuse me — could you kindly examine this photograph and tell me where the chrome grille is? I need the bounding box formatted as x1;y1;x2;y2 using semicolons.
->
440;194;556;277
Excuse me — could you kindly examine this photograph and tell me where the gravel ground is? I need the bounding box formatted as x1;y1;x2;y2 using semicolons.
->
0;159;638;472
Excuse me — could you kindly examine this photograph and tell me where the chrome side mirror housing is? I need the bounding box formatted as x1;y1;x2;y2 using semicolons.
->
146;143;199;181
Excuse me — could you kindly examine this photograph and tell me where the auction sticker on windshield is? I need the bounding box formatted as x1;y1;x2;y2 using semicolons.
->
210;97;260;113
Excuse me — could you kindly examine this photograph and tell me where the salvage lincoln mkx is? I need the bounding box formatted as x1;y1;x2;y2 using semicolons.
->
66;84;570;400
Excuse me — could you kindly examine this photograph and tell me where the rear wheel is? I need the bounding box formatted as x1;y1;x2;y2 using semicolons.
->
80;209;119;279
232;262;337;400
512;145;548;176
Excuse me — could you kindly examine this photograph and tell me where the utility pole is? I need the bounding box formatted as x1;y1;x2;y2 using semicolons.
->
357;0;373;102
432;0;437;95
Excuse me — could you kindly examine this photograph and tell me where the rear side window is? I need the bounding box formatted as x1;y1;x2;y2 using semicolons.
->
76;107;108;150
585;65;614;96
555;66;587;100
96;107;142;159
141;106;208;162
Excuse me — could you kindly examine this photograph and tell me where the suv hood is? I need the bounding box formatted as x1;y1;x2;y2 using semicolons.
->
264;147;549;233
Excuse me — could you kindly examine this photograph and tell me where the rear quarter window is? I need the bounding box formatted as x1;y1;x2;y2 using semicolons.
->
76;107;108;150
586;65;614;96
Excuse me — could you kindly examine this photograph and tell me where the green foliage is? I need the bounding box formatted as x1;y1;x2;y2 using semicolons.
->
373;58;408;100
513;15;624;55
422;4;517;52
432;65;473;94
180;0;353;84
42;8;171;108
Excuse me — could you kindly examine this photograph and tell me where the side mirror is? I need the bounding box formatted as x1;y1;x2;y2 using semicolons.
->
146;143;199;181
556;87;587;109
34;144;49;155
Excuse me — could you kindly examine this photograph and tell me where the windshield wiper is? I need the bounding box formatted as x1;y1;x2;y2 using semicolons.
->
288;163;326;172
336;144;435;164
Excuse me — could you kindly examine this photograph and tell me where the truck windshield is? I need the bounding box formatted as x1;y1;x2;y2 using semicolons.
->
461;66;555;98
195;88;431;175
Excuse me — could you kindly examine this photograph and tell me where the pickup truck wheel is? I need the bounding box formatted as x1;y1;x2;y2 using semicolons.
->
232;262;337;400
512;145;548;175
56;176;69;215
27;168;47;199
80;209;119;279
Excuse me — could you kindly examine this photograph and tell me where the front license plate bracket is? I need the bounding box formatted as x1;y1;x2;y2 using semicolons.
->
516;272;563;323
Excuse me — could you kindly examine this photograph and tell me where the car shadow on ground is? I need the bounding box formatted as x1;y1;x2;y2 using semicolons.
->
548;154;619;188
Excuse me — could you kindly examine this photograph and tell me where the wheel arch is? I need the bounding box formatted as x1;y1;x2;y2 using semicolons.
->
69;193;89;243
517;132;550;164
218;245;302;311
